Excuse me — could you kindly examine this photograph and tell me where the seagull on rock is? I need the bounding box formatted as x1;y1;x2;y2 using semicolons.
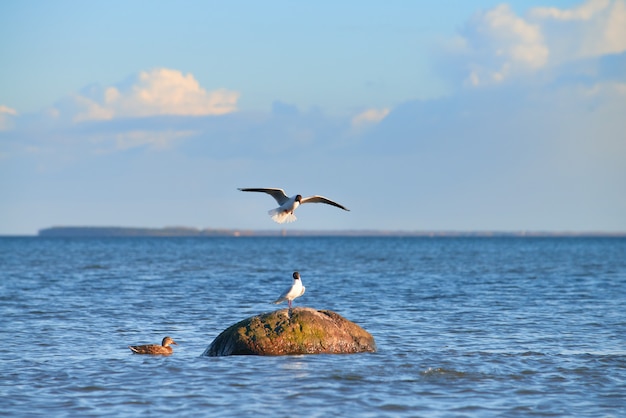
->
273;271;306;308
238;187;349;224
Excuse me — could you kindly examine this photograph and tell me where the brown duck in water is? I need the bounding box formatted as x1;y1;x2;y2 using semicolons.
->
129;336;177;355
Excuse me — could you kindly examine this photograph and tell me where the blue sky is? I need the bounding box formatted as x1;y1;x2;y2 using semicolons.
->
1;0;625;234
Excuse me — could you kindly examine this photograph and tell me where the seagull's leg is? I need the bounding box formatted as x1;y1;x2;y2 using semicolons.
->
288;300;292;309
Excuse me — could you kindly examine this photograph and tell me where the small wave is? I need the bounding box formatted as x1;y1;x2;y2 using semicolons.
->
421;367;467;378
82;264;108;270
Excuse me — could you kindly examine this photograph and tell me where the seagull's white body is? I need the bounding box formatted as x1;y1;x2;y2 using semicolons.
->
273;271;306;308
238;187;349;223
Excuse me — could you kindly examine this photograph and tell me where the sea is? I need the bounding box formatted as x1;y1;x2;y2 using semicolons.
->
1;236;625;417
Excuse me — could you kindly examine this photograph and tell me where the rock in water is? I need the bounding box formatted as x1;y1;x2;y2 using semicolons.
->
203;307;376;356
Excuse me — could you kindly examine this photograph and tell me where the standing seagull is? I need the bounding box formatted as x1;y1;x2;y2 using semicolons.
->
273;271;306;308
238;187;349;224
128;336;178;355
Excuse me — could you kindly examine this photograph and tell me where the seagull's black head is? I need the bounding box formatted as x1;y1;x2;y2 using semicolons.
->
295;195;302;203
293;271;300;280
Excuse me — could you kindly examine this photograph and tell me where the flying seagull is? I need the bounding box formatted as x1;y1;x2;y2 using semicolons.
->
273;271;306;309
238;187;349;223
128;336;178;355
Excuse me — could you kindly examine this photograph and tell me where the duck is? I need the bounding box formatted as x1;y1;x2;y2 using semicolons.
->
129;336;178;355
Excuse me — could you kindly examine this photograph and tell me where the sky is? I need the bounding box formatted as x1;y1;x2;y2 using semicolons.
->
1;0;625;235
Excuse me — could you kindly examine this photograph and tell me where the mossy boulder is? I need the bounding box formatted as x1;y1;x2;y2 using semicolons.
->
203;307;376;356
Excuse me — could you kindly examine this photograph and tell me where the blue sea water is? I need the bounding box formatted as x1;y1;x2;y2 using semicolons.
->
1;236;625;417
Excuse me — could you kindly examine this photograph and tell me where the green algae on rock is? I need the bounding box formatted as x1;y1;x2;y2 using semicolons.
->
203;307;376;356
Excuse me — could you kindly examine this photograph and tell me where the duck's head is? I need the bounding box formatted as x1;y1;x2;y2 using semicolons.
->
162;336;178;347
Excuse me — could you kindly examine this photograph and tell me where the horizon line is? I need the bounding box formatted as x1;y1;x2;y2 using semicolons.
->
7;225;625;238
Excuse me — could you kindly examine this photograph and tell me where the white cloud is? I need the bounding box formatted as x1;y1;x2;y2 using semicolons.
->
531;0;611;20
456;0;626;87
484;5;548;69
73;94;114;122
0;105;18;116
532;0;626;59
605;1;626;54
461;4;549;86
0;105;18;131
351;108;390;129
72;68;240;122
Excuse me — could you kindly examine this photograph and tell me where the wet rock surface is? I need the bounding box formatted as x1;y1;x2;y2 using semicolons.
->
203;307;376;356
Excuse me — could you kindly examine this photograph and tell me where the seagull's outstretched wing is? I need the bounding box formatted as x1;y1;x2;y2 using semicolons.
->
301;195;350;211
238;188;290;205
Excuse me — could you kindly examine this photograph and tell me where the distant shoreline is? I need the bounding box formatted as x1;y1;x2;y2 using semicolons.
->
26;226;626;238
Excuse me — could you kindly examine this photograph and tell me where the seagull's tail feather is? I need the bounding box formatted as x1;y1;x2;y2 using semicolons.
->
268;209;297;224
272;297;286;305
